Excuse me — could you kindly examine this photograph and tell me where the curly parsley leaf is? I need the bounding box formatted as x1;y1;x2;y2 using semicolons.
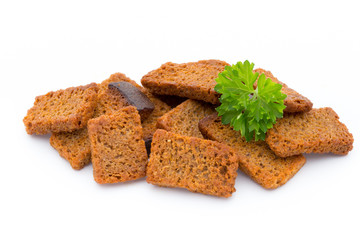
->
215;60;287;141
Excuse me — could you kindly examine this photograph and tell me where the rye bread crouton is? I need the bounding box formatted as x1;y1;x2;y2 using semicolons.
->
23;83;98;135
254;68;313;113
94;73;153;120
146;129;238;197
157;99;215;138
95;82;154;121
141;60;230;104
199;114;306;189
266;108;354;157
88;106;148;184
50;128;91;170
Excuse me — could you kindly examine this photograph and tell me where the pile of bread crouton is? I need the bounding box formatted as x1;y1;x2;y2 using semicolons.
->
23;60;353;197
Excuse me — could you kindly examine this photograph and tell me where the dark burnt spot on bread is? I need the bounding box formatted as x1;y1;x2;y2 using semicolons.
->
108;81;155;120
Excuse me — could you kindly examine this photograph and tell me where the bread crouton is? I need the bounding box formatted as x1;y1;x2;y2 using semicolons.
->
266;108;354;157
146;129;238;197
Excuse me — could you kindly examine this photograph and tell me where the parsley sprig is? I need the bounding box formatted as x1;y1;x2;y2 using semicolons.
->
214;60;287;142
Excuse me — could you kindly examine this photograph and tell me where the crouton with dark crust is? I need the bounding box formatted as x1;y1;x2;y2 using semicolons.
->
141;60;230;104
99;72;171;141
94;73;152;120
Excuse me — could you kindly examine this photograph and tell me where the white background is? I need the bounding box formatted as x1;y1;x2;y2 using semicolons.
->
1;1;359;239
